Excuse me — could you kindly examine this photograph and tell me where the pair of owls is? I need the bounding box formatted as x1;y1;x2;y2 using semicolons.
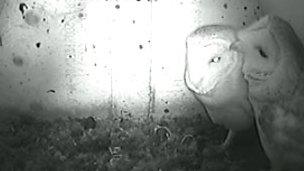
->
185;15;304;171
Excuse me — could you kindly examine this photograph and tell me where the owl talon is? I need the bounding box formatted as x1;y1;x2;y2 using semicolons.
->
203;130;235;158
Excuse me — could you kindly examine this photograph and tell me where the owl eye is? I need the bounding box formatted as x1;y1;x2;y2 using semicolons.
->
256;46;268;58
210;56;221;63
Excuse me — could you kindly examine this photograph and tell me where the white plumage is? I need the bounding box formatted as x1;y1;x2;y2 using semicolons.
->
184;25;254;150
238;15;304;171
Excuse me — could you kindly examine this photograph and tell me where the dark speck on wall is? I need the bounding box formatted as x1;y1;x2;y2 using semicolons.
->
19;3;28;15
78;13;84;18
61;19;65;23
221;16;224;19
13;56;24;67
0;36;2;46
36;42;41;48
223;3;228;9
115;4;120;9
47;89;56;93
243;22;246;26
139;45;143;49
132;20;135;24
164;109;170;113
46;29;50;34
244;6;247;10
257;6;260;10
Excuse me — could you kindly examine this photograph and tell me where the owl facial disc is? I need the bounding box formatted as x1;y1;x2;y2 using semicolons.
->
185;32;239;96
237;15;304;100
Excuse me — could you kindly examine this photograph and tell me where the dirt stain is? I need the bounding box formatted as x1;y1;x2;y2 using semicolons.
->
24;10;41;26
223;3;228;9
12;55;24;67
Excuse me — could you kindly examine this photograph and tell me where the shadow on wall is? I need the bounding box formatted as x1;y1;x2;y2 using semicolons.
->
0;100;207;121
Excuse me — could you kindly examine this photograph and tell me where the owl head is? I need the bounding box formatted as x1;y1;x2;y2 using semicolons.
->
237;15;304;101
185;25;242;97
185;25;253;131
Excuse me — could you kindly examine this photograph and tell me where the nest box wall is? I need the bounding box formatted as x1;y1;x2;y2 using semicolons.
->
0;0;262;119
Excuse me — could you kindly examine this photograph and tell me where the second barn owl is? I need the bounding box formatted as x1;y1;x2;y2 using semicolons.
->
237;15;304;171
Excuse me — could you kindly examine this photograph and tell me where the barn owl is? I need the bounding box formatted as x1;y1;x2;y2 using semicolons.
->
184;25;254;152
237;15;304;171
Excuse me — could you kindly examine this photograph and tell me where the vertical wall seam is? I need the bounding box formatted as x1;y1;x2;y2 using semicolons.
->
110;52;115;117
147;0;155;118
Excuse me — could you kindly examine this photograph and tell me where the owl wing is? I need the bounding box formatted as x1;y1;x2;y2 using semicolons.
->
252;75;304;162
252;99;304;170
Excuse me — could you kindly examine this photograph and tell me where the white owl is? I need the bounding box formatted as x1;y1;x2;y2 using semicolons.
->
237;15;304;171
184;25;254;152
